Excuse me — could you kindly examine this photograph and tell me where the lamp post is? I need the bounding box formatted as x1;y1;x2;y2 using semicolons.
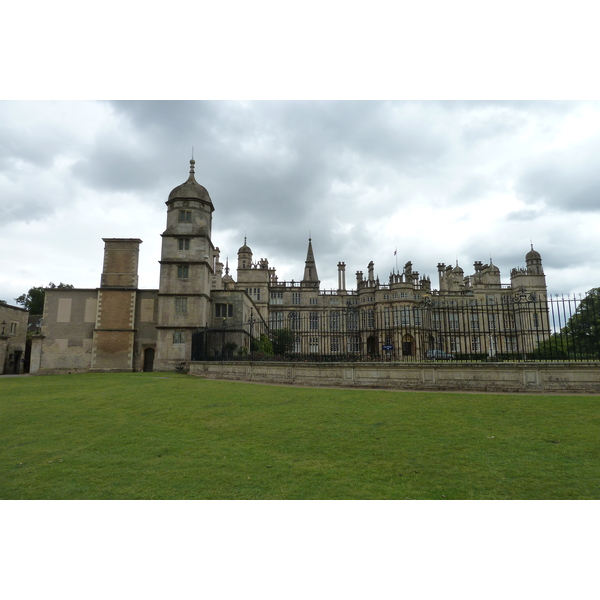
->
248;309;256;359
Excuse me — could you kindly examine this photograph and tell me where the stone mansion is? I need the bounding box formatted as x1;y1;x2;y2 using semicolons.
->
30;160;549;373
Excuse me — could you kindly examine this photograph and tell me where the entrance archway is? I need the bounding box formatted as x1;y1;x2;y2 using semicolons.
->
402;334;415;357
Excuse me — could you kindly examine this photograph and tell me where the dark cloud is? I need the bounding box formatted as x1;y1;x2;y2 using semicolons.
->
0;102;79;170
2;100;600;301
516;139;600;211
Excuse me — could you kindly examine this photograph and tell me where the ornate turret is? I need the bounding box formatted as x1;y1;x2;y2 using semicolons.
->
510;246;546;292
237;237;253;270
222;257;235;290
526;245;544;275
155;158;218;371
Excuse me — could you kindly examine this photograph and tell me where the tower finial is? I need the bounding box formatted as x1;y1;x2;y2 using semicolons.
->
189;157;195;175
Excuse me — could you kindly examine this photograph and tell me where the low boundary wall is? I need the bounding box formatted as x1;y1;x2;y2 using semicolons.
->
189;361;600;394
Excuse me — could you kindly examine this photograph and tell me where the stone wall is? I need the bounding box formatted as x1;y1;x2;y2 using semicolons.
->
0;303;29;374
39;289;97;373
188;361;600;394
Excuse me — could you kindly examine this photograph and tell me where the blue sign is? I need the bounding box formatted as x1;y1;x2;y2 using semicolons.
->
382;344;394;351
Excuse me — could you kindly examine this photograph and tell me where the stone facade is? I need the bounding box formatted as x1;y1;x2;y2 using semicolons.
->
33;159;550;373
0;302;29;374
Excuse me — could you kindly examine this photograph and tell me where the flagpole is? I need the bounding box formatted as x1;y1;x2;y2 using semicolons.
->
395;247;398;273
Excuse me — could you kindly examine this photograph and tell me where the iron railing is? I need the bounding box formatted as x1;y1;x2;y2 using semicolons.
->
194;292;600;363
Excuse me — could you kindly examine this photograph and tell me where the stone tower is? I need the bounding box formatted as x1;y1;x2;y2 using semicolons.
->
154;159;216;370
510;246;547;293
90;238;142;371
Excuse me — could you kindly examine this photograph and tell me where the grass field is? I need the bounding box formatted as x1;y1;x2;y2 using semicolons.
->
1;372;599;499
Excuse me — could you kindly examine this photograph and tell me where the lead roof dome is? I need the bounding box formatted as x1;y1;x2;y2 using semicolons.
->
167;159;213;206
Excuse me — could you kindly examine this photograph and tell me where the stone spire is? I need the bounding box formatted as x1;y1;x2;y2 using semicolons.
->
302;238;320;286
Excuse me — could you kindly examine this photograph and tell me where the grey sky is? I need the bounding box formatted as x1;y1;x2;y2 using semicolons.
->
2;100;600;304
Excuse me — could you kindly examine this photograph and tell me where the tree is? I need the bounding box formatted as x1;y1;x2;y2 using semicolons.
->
272;328;295;356
15;282;74;315
251;333;273;355
560;288;600;358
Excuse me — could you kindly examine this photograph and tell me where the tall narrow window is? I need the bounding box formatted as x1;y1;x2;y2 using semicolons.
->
347;336;360;353
175;297;188;314
330;312;340;331
331;337;340;353
347;312;358;331
269;311;284;330
414;309;422;327
504;314;515;330
289;312;300;330
401;307;411;326
383;308;391;327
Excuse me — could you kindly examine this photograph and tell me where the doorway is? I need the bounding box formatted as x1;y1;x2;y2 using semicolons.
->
402;334;415;357
143;347;155;372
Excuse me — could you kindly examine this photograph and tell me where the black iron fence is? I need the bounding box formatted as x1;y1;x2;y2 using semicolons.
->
196;292;600;363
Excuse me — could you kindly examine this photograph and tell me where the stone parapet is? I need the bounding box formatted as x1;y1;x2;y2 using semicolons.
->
188;361;600;394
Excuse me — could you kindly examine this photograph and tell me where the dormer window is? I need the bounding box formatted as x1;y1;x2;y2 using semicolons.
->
178;210;192;223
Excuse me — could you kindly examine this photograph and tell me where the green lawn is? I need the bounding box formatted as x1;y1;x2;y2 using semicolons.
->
1;373;599;499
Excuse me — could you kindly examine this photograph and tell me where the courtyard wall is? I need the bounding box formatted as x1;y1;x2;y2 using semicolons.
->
188;360;600;394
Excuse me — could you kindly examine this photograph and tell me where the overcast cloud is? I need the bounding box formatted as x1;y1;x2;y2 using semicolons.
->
1;100;600;304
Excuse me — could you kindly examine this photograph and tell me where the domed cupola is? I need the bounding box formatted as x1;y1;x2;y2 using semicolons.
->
237;237;253;270
167;159;214;210
526;246;541;262
526;245;543;275
488;261;500;274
